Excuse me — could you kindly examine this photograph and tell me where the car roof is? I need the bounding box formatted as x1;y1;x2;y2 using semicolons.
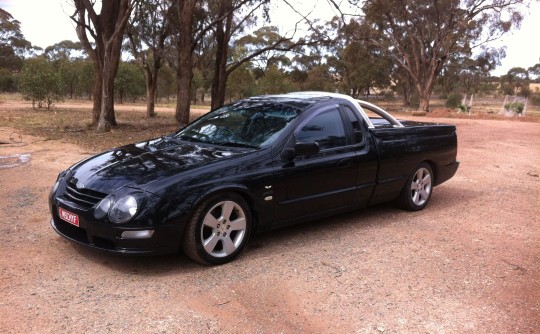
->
242;91;343;111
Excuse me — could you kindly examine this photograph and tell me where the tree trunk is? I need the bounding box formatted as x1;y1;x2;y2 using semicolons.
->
144;66;157;117
174;0;197;126
419;95;430;112
71;0;132;132
210;2;233;110
175;59;192;125
146;81;157;118
92;64;102;124
97;60;117;132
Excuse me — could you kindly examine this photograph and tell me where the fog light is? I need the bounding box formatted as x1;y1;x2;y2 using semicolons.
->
121;230;154;239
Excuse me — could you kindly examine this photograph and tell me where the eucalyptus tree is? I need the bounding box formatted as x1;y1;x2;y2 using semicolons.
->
358;0;528;111
126;0;173;117
170;0;264;124
0;8;32;91
529;63;540;83
70;0;134;131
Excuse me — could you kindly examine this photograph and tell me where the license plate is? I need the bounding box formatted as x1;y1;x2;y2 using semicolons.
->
59;207;79;227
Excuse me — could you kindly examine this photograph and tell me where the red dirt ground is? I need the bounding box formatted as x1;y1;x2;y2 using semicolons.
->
1;101;539;333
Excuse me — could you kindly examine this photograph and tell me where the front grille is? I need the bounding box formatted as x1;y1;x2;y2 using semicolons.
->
54;218;88;244
64;181;107;210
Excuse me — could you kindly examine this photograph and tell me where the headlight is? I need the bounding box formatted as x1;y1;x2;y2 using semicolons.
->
109;195;138;223
94;197;112;219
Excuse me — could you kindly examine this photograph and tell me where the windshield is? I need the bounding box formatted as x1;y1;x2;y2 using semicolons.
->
175;101;299;148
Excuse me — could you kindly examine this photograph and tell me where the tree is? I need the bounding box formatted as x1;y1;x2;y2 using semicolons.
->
500;66;530;96
209;0;271;110
172;0;197;125
70;0;133;131
529;63;540;83
0;8;31;71
115;62;146;103
44;40;87;99
329;20;392;97
127;0;173;117
437;47;503;96
0;8;32;91
44;40;84;61
254;64;294;95
360;0;527;111
225;62;256;101
19;57;63;110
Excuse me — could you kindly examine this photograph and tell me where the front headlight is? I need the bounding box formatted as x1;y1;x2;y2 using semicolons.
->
94;197;112;219
109;195;138;224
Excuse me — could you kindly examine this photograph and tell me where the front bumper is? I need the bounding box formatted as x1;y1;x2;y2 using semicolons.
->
50;206;184;255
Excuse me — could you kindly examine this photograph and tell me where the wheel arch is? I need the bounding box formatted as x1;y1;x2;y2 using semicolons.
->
188;184;261;233
421;159;438;185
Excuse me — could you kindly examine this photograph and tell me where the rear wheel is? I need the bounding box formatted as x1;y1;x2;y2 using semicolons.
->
398;163;433;211
182;193;251;265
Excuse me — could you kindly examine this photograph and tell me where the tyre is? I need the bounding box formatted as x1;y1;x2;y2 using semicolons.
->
182;193;252;265
398;162;434;211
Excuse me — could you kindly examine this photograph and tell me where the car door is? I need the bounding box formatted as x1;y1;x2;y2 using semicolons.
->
272;104;377;225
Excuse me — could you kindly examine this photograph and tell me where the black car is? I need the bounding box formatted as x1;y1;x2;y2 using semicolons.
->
49;92;459;265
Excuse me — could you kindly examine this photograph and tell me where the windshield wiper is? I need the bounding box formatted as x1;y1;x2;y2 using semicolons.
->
214;141;259;149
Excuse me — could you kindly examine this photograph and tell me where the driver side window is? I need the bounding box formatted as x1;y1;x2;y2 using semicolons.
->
296;109;346;150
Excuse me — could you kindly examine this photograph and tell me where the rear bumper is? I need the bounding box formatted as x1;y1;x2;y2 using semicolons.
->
436;160;460;186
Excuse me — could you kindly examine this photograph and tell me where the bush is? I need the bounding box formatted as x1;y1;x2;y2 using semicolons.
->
19;57;63;109
445;93;463;108
504;102;525;115
457;104;470;113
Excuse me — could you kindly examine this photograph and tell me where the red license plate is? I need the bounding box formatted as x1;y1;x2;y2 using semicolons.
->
59;207;79;227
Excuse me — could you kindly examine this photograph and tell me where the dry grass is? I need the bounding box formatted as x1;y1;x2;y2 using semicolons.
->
1;95;539;153
0;96;209;152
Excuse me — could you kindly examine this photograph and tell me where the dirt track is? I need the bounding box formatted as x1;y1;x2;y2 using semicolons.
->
0;117;539;333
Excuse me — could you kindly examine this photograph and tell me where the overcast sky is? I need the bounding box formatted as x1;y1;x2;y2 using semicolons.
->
1;0;539;76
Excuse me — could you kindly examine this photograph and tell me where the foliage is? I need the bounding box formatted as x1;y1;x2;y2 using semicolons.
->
329;19;392;97
457;104;470;113
0;8;32;72
499;67;530;97
19;57;63;109
254;65;294;95
115;62;146;103
360;0;526;111
445;93;463;109
504;102;524;115
225;63;256;102
529;63;540;83
0;67;17;92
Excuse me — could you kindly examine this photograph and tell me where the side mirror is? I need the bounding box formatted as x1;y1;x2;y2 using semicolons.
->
281;142;320;160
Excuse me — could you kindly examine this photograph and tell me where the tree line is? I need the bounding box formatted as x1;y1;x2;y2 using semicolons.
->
1;1;539;132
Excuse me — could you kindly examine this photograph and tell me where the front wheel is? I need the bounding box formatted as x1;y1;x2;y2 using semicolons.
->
398;163;434;211
182;193;252;265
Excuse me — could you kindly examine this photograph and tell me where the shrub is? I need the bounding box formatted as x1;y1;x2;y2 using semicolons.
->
457;104;470;113
19;57;63;110
445;93;463;108
504;102;525;115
